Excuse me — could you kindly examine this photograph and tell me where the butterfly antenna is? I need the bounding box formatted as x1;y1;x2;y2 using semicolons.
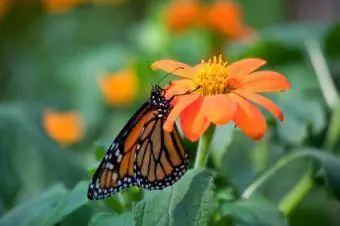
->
156;66;184;85
168;85;201;102
145;60;154;88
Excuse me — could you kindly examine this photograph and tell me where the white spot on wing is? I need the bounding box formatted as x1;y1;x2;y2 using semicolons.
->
106;163;114;169
117;154;122;162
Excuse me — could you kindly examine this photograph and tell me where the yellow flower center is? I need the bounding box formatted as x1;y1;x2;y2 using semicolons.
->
193;54;232;96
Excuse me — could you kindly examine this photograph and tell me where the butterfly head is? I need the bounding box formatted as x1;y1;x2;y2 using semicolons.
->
150;85;171;112
151;84;164;96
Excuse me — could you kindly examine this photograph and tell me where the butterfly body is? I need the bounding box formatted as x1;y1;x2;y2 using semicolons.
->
88;85;189;200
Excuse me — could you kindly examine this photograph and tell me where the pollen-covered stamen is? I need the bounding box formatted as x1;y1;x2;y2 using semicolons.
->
193;54;233;96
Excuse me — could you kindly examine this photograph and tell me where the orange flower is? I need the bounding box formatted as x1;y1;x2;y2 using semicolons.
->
163;0;253;40
0;0;9;20
43;108;84;146
98;68;138;106
164;0;203;34
44;0;83;14
88;0;128;5
205;0;253;39
152;55;290;141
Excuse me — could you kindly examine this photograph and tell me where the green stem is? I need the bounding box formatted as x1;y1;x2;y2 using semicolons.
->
305;39;339;109
241;151;307;199
278;171;314;216
194;125;216;169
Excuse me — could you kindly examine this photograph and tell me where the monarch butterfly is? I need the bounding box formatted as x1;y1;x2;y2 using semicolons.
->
88;84;197;200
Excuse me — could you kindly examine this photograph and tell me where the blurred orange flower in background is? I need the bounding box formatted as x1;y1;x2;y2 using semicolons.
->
44;0;83;14
88;0;129;5
43;109;84;146
98;68;138;106
164;0;253;40
44;0;129;13
205;1;252;39
152;55;290;142
164;0;203;34
0;0;9;20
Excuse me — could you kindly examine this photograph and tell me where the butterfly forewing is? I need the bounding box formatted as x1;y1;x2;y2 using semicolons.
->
87;102;151;200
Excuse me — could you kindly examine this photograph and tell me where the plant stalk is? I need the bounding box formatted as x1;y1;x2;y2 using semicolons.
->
278;171;314;216
241;152;306;199
305;39;338;109
194;125;216;169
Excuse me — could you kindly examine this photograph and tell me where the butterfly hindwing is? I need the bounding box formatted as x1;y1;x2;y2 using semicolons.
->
134;120;189;190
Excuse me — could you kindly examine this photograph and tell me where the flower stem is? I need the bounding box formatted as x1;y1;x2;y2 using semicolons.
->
241;152;306;199
305;39;339;109
194;125;216;169
278;171;314;216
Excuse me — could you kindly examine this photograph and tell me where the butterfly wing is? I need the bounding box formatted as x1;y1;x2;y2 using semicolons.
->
88;102;154;200
134;119;189;190
88;85;190;199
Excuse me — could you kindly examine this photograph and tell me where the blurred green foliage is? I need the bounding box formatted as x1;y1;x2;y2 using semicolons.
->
0;1;340;226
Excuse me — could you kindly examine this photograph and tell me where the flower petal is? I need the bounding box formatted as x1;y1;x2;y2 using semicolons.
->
193;63;203;71
165;79;196;99
201;94;236;125
163;93;200;132
180;97;210;142
230;93;267;140
227;58;267;80
151;60;195;79
239;71;291;92
235;90;284;121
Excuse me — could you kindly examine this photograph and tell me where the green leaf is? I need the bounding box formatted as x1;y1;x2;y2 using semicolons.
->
89;212;134;226
216;188;235;202
94;142;109;161
302;149;340;200
325;101;340;150
231;40;304;65
324;22;340;58
322;159;340;200
42;181;89;225
220;131;256;191
0;182;89;226
250;131;272;175
210;124;234;169
220;195;288;226
277;113;307;144
273;85;326;144
259;22;331;45
272;148;340;201
272;63;323;101
133;169;214;226
88;167;97;178
0;184;67;226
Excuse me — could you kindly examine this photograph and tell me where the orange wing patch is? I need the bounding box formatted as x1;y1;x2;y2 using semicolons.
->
99;169;118;189
164;131;181;166
88;106;158;200
134;122;189;190
124;114;149;152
